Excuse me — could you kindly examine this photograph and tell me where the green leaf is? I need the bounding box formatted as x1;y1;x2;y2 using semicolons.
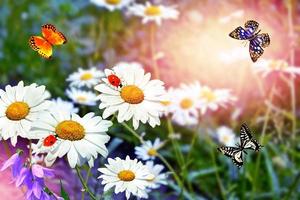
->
188;167;219;181
60;180;70;200
263;149;280;198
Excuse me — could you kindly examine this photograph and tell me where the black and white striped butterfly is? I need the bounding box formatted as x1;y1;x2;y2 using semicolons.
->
229;20;270;62
217;123;262;168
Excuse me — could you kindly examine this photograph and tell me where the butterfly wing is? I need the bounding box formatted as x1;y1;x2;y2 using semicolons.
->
229;26;253;40
232;150;243;168
218;146;243;168
244;20;259;35
29;36;53;59
254;33;270;48
41;24;67;45
249;39;264;62
218;146;238;158
240;123;262;151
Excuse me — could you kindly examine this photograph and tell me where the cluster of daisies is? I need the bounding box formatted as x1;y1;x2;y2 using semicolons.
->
161;82;237;126
253;59;300;77
90;0;179;26
0;62;171;199
65;67;103;107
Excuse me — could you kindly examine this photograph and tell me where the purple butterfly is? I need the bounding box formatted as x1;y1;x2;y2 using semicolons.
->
229;20;270;62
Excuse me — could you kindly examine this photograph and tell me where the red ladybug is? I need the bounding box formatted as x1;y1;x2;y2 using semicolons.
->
108;74;122;87
43;135;57;147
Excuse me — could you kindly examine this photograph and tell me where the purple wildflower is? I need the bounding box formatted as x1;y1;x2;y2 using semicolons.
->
16;164;59;200
0;151;23;178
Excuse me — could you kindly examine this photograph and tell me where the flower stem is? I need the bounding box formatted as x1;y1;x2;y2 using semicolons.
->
81;167;91;200
287;0;297;139
121;122;144;143
75;166;97;200
205;133;226;200
251;87;274;199
157;153;184;193
167;118;185;166
149;23;160;79
2;140;11;157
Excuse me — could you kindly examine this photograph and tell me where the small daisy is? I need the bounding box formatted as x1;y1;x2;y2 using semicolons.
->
160;88;173;117
129;2;179;26
67;67;104;88
169;84;200;126
253;59;300;77
198;85;236;115
95;65;167;130
30;111;112;168
135;138;163;161
98;156;154;199
51;98;79;114
0;81;51;146
66;88;97;106
90;0;133;11
145;161;168;189
215;126;237;146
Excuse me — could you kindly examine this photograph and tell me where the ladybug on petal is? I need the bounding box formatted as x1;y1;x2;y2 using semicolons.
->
108;74;122;88
43;135;57;147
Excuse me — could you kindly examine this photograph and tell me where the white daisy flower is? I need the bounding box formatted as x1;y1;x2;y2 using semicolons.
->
129;2;179;26
215;126;237;146
67;67;104;88
145;161;168;189
253;59;300;77
95;65;166;130
0;81;51;146
51;98;79;114
135;138;163;161
198;85;237;115
169;84;200;126
66;88;97;106
90;0;133;11
159;88;173;117
101;62;144;89
98;156;154;199
30;111;112;168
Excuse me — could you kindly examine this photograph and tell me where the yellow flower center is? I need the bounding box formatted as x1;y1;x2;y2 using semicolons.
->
201;89;216;102
147;148;157;156
55;120;85;141
145;5;161;16
76;96;87;103
269;60;288;70
120;85;144;104
146;174;156;182
180;98;193;109
5;102;30;120
105;0;121;5
161;101;171;106
118;170;135;181
80;73;93;81
222;135;230;143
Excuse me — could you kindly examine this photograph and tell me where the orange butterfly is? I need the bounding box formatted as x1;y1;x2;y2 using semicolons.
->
29;24;67;59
